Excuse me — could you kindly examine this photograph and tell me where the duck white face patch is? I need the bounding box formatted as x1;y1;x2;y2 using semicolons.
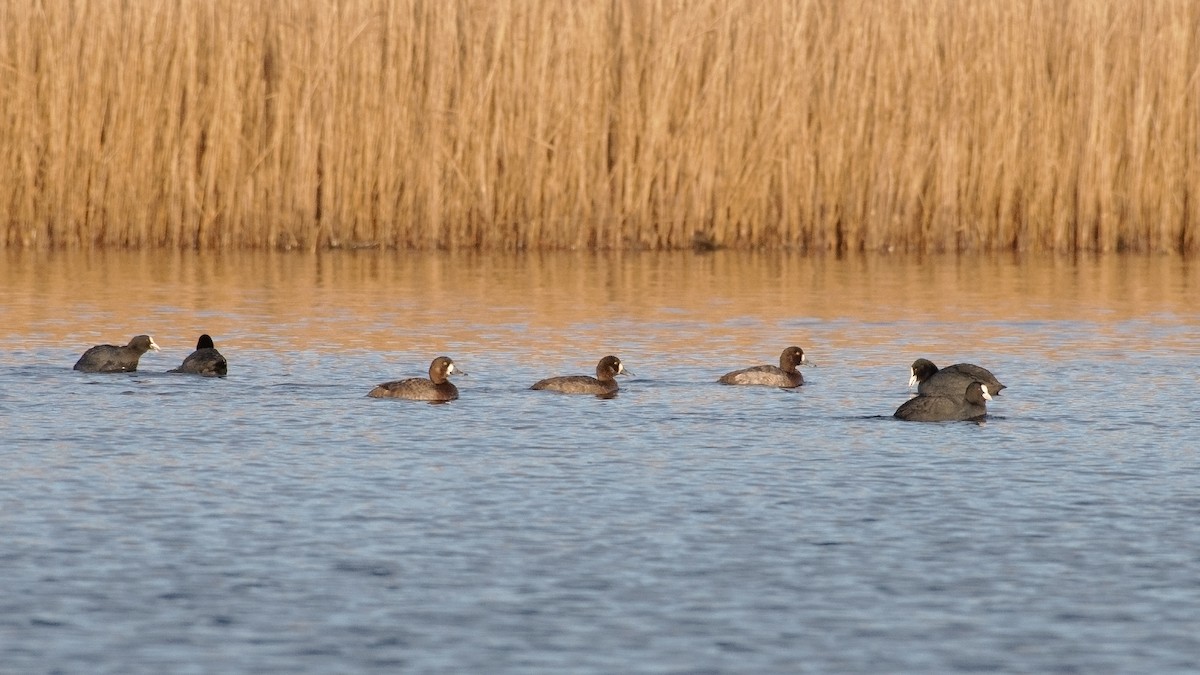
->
149;338;161;351
981;385;992;400
446;362;456;374
907;368;917;387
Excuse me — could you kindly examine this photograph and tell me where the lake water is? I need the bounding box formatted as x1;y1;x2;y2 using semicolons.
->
1;250;1198;673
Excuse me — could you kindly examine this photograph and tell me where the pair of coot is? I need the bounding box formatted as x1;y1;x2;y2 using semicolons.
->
368;354;633;402
73;334;227;377
894;358;1007;422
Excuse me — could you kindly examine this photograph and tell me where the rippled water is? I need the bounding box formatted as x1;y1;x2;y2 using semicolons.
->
2;250;1198;673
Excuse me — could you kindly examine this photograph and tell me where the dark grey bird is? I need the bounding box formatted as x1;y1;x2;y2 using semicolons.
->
894;381;992;422
168;334;228;377
909;358;1006;397
73;335;160;373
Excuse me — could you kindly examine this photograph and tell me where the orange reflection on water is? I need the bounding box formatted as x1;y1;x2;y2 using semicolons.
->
1;250;1194;358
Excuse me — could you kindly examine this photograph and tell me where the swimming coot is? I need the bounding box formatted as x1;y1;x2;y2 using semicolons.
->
531;355;630;397
909;358;1006;397
894;381;992;422
368;356;464;402
168;334;227;377
73;335;160;373
718;346;808;388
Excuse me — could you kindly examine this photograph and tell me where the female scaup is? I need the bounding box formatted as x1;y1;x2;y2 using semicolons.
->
718;346;809;388
368;356;464;402
531;355;630;397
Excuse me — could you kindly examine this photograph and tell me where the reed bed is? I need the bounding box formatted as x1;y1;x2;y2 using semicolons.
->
0;0;1196;252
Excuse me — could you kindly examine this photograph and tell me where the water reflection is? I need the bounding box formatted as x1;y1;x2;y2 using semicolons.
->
1;250;1193;358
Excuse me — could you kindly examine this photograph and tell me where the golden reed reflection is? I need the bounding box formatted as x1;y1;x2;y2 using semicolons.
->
2;250;1194;356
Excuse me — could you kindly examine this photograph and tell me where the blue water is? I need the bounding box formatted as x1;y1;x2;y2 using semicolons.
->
1;253;1199;673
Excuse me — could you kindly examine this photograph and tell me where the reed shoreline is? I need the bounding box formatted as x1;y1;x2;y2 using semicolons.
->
1;1;1196;252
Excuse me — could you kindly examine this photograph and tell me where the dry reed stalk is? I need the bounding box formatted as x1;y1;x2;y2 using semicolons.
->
0;0;1196;251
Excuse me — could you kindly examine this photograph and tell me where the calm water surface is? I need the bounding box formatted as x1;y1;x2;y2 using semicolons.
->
1;251;1198;673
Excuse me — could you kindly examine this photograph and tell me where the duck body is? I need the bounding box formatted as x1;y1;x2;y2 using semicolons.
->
369;356;463;402
74;335;160;373
910;358;1006;397
718;346;808;388
718;365;802;388
894;381;992;422
168;334;227;377
532;355;629;396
